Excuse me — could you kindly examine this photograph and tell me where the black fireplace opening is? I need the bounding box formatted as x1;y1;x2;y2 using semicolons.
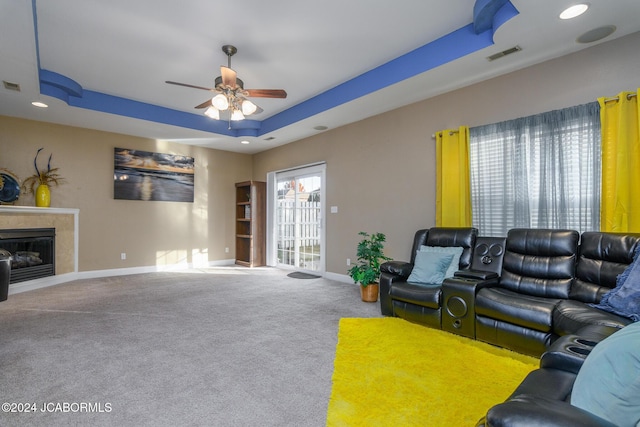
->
0;228;55;284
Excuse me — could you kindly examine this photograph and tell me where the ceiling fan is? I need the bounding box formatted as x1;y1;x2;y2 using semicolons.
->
166;45;287;122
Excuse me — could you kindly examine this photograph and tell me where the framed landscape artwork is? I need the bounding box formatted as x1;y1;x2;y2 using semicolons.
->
114;148;194;202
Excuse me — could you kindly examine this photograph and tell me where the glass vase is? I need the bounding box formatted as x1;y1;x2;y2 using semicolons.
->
35;183;51;207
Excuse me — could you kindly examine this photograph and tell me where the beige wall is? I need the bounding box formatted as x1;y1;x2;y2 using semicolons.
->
0;117;252;271
253;31;640;275
1;32;638;277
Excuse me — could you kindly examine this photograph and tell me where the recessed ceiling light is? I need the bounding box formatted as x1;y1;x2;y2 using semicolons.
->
31;101;48;108
560;4;589;20
313;125;328;131
240;140;250;144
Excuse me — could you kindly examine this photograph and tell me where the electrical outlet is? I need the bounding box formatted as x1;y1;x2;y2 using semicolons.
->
225;247;229;253
346;258;351;266
121;252;126;260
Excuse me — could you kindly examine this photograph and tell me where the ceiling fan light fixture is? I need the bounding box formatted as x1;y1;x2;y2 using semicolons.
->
212;94;229;110
241;99;257;115
204;106;219;119
230;109;245;121
168;45;286;122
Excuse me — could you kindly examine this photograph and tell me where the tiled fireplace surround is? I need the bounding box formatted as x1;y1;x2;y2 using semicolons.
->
0;206;79;293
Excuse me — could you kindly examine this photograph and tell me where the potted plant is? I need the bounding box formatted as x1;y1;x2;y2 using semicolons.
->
22;148;65;207
348;231;391;302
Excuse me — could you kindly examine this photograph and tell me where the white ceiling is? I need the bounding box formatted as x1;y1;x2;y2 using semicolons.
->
1;0;639;154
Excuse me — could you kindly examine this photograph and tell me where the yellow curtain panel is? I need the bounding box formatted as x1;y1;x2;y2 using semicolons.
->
435;126;471;227
599;90;640;232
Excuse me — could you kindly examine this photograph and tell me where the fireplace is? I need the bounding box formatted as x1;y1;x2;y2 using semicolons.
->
0;228;55;284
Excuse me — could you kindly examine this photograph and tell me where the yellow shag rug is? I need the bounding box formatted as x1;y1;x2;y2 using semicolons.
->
326;317;538;426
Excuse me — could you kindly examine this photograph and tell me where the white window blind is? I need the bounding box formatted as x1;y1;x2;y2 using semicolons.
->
469;102;601;236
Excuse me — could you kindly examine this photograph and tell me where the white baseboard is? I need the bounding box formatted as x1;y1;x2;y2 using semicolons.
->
8;272;78;295
7;258;237;295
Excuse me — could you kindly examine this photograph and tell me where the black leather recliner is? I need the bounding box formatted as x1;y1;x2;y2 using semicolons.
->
553;231;639;335
475;229;636;356
475;229;581;356
476;323;626;427
379;227;477;328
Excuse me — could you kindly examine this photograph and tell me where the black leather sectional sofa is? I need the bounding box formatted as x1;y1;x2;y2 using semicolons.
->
379;227;640;426
380;227;639;356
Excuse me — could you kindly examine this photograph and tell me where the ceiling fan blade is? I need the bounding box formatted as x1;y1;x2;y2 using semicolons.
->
195;99;212;109
221;66;237;88
245;89;287;98
165;81;216;92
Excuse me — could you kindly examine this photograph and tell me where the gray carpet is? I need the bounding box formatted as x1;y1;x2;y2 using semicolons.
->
0;267;381;427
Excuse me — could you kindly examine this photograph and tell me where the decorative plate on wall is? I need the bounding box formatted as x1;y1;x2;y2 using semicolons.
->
0;172;21;203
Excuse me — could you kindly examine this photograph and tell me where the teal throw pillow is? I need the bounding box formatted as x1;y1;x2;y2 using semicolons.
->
571;321;640;427
407;251;454;285
420;245;464;279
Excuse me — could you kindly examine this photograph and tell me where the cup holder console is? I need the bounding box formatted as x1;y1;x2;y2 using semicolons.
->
567;346;591;356
540;334;601;374
575;338;598;347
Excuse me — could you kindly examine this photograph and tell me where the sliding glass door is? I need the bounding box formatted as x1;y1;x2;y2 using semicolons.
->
271;164;325;273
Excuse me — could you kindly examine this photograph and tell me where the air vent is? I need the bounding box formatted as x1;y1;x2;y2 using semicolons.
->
487;46;522;61
2;81;21;92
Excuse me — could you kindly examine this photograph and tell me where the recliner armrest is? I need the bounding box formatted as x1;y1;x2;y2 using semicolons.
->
454;269;499;280
380;261;413;278
539;347;587;375
483;394;617;427
443;274;499;291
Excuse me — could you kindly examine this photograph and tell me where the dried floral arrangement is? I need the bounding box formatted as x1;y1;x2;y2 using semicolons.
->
22;148;65;194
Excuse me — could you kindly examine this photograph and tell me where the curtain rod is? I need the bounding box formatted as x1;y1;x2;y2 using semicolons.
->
431;92;638;138
603;93;637;104
432;130;459;138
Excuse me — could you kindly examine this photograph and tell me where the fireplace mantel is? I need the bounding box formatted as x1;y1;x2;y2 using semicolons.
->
0;207;79;286
0;206;79;216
